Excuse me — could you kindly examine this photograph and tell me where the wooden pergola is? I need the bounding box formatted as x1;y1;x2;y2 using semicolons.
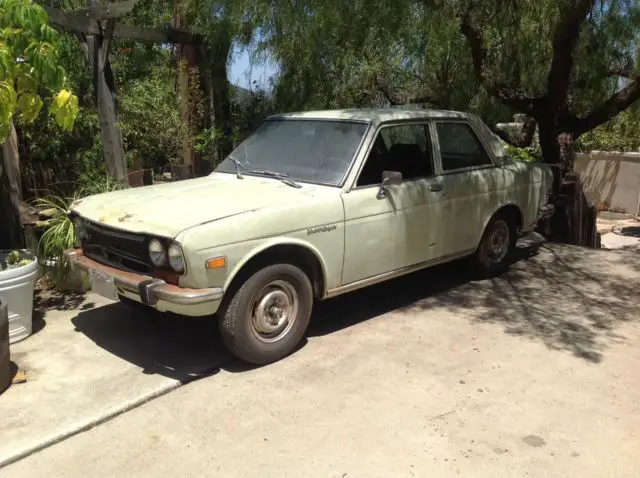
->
44;0;203;184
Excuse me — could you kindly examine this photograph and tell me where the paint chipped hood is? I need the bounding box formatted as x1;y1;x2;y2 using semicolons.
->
70;173;330;238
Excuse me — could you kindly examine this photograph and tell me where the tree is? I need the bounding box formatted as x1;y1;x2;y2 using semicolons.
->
251;0;640;167
458;0;640;170
1;0;78;249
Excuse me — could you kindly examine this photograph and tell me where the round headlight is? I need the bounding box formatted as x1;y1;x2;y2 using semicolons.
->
167;243;185;273
148;239;166;267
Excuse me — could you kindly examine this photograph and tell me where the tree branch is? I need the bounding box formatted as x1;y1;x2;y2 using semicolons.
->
545;0;595;109
573;77;640;136
459;3;539;114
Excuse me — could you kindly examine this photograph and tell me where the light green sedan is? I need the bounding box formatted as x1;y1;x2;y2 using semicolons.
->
66;108;554;364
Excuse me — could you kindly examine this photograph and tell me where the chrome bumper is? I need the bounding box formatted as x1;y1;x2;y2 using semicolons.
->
64;249;223;307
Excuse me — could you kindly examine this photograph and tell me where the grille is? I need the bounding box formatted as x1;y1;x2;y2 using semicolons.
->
81;221;152;274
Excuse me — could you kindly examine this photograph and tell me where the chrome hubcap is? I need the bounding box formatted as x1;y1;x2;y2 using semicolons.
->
487;220;510;262
251;280;298;343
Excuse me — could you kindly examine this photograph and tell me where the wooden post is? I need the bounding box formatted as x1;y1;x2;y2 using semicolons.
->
45;2;206;178
84;0;128;184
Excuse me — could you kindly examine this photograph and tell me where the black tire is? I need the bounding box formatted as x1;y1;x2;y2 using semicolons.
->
473;211;517;277
219;263;313;365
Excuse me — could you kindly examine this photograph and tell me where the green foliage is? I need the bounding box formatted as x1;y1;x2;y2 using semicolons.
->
5;250;21;265
578;104;640;152
0;0;78;140
507;145;540;162
118;62;182;169
33;175;123;286
33;192;78;284
0;249;33;271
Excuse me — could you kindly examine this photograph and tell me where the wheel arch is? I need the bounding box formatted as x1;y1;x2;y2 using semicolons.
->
223;239;328;300
476;203;523;249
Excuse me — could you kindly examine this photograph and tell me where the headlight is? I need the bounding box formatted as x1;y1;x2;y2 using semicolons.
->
148;239;166;267
167;243;185;273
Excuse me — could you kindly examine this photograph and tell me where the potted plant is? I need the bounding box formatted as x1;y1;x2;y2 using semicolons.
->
0;249;38;344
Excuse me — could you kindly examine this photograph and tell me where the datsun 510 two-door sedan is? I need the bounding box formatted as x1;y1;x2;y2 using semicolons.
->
66;109;554;364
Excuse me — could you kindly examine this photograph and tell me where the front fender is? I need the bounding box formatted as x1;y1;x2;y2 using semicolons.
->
223;237;331;294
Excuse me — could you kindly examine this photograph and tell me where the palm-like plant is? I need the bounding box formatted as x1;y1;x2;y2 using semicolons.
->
32;192;81;285
33;179;124;286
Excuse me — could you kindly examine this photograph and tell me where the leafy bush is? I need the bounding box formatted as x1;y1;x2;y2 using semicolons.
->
577;106;640;152
118;64;182;171
506;145;541;162
33;176;123;286
33;193;78;285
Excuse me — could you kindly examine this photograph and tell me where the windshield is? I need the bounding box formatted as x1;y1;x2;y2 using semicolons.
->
214;119;369;186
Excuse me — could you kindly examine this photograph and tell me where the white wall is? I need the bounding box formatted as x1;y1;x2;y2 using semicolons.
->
575;152;640;216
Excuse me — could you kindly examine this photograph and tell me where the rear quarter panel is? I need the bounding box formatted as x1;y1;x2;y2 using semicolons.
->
497;160;550;230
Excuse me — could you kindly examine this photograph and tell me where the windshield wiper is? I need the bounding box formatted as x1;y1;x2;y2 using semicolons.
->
228;155;244;179
249;170;302;189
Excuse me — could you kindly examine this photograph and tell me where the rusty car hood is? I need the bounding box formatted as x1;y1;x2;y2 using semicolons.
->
70;173;329;238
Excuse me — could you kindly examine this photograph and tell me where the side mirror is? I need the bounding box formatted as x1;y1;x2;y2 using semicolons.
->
377;170;403;199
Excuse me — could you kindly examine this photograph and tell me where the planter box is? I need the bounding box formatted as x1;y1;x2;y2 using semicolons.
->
0;251;38;344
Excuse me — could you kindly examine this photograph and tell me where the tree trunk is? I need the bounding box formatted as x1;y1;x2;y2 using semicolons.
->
174;3;210;177
0;122;25;249
176;43;205;176
209;38;233;163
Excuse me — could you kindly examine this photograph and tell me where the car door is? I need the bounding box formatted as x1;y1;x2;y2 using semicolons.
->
340;122;444;285
430;121;500;257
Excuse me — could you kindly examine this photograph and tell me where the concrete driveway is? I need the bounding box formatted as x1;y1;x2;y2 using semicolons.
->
2;242;639;477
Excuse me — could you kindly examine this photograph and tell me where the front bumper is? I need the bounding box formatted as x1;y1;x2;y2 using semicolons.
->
64;249;223;316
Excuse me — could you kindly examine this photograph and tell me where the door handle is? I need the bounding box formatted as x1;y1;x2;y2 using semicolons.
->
429;183;444;192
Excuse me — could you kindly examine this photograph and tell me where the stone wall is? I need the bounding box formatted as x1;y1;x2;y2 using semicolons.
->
574;152;640;216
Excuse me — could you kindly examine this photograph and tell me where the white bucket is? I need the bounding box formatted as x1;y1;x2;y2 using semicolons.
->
0;251;38;344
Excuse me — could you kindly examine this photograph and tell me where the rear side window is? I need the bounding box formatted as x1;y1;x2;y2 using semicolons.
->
435;122;493;171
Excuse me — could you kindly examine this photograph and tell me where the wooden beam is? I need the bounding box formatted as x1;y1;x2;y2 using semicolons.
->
114;23;200;44
44;6;200;44
72;0;136;20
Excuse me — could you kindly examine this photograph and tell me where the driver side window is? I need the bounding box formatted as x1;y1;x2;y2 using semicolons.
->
356;123;434;187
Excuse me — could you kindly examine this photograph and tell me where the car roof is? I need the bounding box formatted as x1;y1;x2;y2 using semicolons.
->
268;108;510;161
268;108;475;126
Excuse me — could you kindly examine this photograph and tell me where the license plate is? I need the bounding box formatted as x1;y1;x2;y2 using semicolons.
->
92;271;119;301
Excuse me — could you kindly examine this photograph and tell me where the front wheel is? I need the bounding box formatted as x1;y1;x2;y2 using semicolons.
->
219;264;313;365
473;213;517;277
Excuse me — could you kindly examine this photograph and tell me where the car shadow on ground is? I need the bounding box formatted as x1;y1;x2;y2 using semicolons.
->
71;305;233;383
70;240;638;381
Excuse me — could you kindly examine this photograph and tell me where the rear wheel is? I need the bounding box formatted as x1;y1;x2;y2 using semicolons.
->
473;212;517;277
219;263;313;365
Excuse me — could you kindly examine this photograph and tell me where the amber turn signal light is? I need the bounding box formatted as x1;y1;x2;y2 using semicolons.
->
205;256;226;269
